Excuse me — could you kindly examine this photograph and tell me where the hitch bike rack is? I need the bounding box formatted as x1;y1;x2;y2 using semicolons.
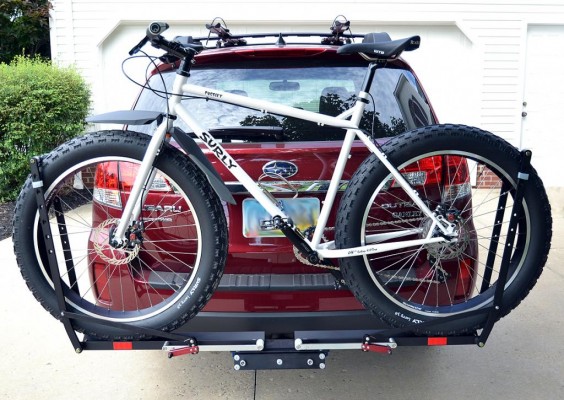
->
28;149;533;370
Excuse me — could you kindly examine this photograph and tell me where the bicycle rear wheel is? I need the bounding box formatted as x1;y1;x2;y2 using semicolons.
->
13;131;227;340
335;124;551;335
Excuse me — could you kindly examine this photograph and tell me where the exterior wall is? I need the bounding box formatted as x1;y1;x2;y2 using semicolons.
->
49;1;564;189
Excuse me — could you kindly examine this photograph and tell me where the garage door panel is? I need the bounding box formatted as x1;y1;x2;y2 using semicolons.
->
523;25;564;187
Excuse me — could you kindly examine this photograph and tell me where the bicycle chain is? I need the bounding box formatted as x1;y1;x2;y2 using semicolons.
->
292;246;339;270
293;216;452;284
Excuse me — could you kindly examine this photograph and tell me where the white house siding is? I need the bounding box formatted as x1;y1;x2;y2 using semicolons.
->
49;0;564;191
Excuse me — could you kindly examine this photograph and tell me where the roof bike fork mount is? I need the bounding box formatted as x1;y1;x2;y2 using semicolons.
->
28;150;532;355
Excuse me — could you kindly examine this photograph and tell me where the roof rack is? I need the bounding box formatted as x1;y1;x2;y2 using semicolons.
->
191;16;365;48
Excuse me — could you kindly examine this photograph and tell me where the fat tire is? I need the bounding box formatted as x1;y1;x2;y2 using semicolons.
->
335;124;552;335
12;131;228;340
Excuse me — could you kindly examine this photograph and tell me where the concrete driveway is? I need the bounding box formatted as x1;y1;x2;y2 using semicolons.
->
1;208;562;399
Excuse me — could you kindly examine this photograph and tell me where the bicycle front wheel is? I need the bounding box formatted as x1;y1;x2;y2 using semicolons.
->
13;131;227;340
335;124;551;335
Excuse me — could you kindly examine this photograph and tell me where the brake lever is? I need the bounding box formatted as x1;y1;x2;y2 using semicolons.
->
129;36;149;56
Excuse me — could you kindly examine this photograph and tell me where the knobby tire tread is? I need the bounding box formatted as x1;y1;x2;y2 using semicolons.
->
336;124;552;335
12;131;228;340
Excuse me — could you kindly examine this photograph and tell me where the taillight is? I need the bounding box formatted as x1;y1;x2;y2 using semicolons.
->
390;155;471;193
116;162;173;193
93;162;174;208
442;156;472;203
93;162;122;208
453;258;474;299
390;156;443;188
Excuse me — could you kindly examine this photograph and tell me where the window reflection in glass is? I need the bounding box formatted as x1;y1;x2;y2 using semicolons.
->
133;64;434;141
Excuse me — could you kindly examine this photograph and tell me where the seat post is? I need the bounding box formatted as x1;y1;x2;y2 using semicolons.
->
360;62;380;93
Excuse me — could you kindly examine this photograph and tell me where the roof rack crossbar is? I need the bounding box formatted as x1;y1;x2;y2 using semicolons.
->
181;32;365;50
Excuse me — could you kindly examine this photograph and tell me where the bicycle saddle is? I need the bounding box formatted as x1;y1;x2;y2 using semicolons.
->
337;35;420;59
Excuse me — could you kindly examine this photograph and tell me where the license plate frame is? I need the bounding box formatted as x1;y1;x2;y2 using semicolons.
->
242;197;320;238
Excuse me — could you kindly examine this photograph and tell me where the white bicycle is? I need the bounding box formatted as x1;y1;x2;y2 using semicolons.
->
13;22;552;340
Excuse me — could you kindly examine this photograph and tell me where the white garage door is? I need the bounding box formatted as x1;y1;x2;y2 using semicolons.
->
522;25;564;187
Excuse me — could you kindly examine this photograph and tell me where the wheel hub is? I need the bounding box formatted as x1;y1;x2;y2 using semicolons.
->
420;210;470;260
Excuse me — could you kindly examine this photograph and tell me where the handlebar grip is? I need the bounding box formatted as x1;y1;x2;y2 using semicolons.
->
128;22;169;56
148;22;169;36
129;22;201;60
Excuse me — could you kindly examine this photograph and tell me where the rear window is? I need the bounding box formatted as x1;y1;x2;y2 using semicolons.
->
134;60;435;141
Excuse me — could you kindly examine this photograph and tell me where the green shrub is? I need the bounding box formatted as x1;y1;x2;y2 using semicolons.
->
0;56;90;201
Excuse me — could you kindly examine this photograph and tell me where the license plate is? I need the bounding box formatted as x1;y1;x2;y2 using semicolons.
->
242;198;320;238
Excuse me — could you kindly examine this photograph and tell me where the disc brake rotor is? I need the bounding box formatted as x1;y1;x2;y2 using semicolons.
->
91;218;140;265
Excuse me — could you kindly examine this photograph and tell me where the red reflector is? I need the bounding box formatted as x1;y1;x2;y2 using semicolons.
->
113;342;133;350
428;337;448;346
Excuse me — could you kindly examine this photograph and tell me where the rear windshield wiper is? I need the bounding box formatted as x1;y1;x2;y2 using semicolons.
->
208;126;284;142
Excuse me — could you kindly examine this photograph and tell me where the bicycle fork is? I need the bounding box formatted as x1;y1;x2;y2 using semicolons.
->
110;120;171;248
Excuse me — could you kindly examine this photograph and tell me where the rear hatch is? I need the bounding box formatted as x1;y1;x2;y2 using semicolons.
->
132;46;437;312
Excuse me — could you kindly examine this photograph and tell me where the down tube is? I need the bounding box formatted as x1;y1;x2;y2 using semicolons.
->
173;103;288;220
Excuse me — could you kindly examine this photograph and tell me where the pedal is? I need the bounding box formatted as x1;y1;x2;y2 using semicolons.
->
259;219;278;231
259;216;293;231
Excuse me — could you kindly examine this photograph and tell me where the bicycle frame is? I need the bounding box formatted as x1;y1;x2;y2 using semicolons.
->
113;63;454;259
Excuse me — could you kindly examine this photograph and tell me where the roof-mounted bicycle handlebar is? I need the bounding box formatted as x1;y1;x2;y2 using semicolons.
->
129;21;204;59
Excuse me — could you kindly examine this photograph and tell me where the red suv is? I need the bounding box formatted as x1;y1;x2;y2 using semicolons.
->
88;24;475;337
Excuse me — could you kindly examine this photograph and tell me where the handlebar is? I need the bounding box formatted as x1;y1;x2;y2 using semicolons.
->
128;22;203;60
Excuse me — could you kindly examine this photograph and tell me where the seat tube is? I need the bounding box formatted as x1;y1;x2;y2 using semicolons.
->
351;63;377;126
310;88;370;248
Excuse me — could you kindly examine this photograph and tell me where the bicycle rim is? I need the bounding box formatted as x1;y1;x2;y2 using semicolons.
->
360;150;530;317
32;156;204;322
